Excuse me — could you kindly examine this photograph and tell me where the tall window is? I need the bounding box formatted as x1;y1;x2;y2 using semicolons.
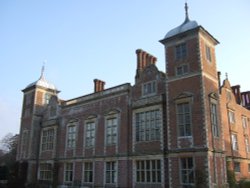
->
205;45;212;62
245;137;250;153
180;158;194;186
39;163;52;180
41;128;54;151
67;125;76;148
136;110;160;142
242;116;248;129
231;134;238;150
65;163;73;182
143;81;156;96
177;103;191;137
21;130;29;158
106;161;116;184
136;160;161;183
176;43;187;60
84;162;93;183
85;122;95;148
234;162;240;173
229;111;235;124
211;103;219;137
44;93;51;105
106;118;117;145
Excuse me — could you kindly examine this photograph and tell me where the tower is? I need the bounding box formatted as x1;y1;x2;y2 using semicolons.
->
17;66;59;183
160;3;227;187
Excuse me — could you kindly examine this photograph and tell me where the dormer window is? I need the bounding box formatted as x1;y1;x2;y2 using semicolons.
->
175;43;187;60
143;81;156;96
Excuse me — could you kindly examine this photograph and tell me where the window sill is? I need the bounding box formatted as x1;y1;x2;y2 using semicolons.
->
178;136;192;139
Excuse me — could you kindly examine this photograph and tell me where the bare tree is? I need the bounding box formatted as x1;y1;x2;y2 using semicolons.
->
0;133;18;154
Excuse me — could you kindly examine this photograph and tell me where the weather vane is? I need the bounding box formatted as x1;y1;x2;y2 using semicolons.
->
41;59;47;78
185;0;189;20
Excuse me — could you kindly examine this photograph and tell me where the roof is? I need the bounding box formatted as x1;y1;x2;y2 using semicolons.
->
163;3;198;40
164;19;198;39
25;66;57;91
160;3;219;45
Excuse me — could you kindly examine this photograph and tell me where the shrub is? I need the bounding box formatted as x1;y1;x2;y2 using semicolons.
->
239;179;250;188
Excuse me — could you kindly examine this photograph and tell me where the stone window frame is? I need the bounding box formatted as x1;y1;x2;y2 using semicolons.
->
132;105;163;152
245;136;250;153
135;109;161;142
104;110;120;146
175;64;189;76
205;44;212;62
64;162;74;183
175;42;187;60
38;162;53;181
105;161;117;184
231;133;239;151
209;93;220;138
66;119;78;149
44;93;51;105
41;127;55;151
179;157;195;186
84;115;97;148
174;92;193;138
135;159;162;183
242;116;248;129
234;162;240;173
228;110;236;124
83;161;94;183
142;81;157;97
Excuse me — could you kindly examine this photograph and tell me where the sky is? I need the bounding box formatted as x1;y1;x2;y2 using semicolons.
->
0;0;250;141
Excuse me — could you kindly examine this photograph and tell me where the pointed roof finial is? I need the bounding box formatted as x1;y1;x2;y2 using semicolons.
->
226;72;228;79
184;1;190;23
40;60;47;79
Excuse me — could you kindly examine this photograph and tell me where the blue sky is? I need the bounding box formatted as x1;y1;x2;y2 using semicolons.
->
0;0;249;140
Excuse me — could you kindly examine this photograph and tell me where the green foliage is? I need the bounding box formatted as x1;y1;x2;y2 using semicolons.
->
195;169;207;188
239;179;250;188
227;168;237;188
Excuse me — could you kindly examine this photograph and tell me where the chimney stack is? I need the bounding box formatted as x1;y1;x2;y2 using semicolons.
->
217;71;221;93
94;79;105;93
241;92;250;109
231;85;242;105
136;49;157;71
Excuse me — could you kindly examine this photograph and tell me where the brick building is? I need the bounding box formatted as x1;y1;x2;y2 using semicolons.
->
17;3;250;188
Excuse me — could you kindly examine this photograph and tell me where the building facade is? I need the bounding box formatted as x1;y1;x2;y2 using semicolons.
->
17;4;250;188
